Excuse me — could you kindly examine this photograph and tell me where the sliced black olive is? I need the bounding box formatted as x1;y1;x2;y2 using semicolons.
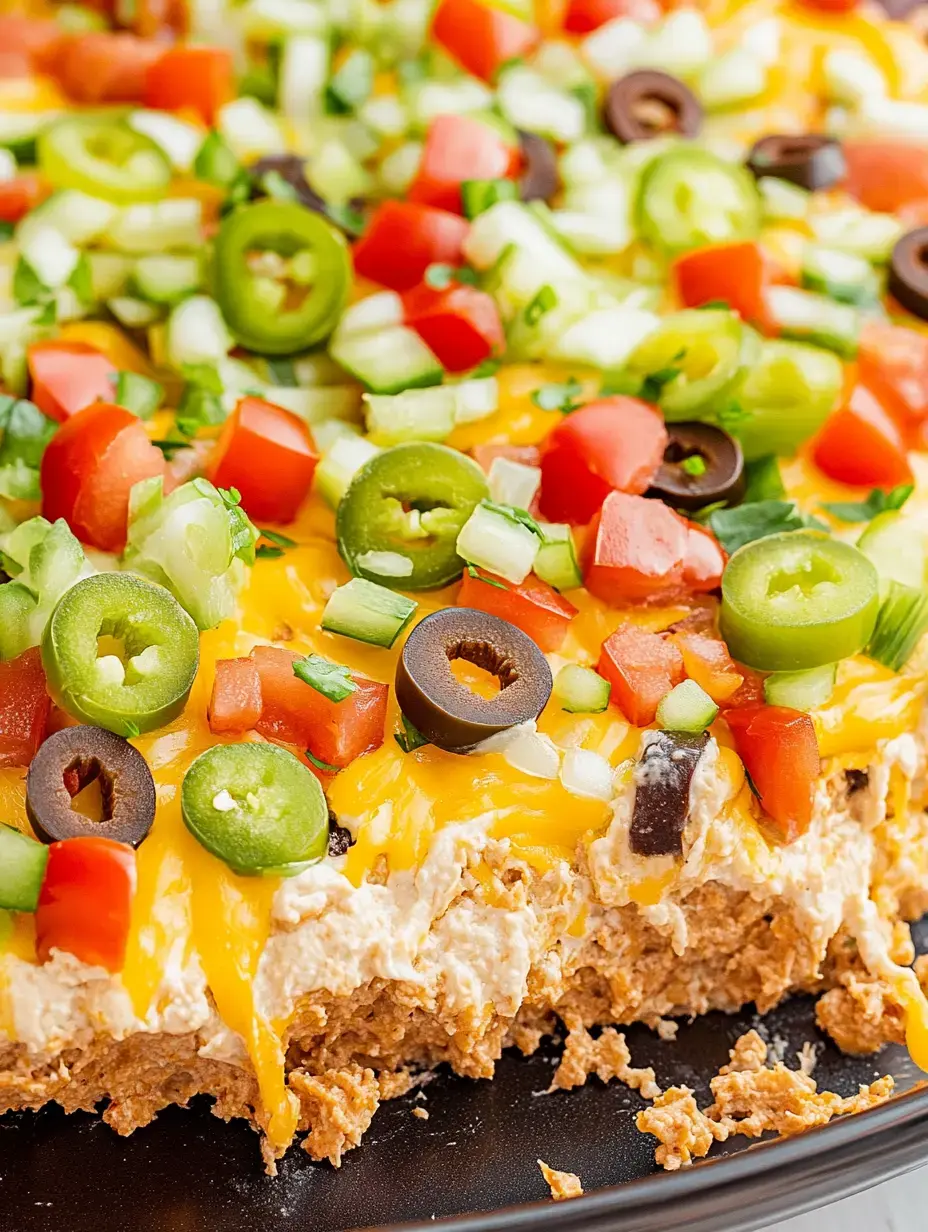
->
646;422;745;513
249;155;365;235
395;608;552;754
26;725;156;847
518;130;559;203
629;730;710;857
888;228;928;321
844;768;870;796
327;809;355;857
746;134;845;191
605;71;703;144
874;0;924;16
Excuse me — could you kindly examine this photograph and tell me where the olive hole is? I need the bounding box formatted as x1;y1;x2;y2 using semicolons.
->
767;555;841;598
450;657;502;699
64;757;115;825
633;94;680;134
447;639;519;691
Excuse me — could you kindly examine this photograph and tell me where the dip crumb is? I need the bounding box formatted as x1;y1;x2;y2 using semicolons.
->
636;1088;728;1171
412;1106;429;1120
553;1014;661;1099
656;1019;678;1041
538;1160;583;1201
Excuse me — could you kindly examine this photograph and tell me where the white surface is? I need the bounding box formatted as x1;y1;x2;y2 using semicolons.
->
763;1164;927;1230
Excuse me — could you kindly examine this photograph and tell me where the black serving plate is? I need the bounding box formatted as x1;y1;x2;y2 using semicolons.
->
4;926;928;1232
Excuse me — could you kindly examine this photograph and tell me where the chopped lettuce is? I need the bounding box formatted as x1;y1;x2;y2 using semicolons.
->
0;516;94;658
123;477;259;631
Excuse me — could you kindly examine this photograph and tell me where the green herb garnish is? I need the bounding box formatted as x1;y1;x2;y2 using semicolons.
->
530;377;584;414
293;654;358;703
821;484;914;524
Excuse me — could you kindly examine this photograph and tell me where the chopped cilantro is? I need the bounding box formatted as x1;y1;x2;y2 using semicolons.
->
480;499;542;538
530;377;584;414
305;749;341;774
466;563;509;590
821;484;914;524
394;714;429;754
743;454;785;503
708;500;828;555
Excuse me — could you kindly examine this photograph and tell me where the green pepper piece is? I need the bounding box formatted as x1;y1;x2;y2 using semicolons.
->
0;823;48;912
720;531;880;671
213;199;350;355
621;309;758;421
38;117;172;205
336;442;489;591
637;147;761;254
181;743;328;876
42;573;200;737
733;339;843;460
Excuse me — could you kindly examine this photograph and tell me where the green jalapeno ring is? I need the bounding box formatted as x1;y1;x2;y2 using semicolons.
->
213;199;350;355
336;442;490;591
181;742;328;877
42;573;200;737
38;117;173;205
637;147;762;254
720;531;880;672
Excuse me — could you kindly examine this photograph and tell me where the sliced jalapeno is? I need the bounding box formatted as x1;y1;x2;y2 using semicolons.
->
732;339;843;460
213;199;350;355
720;531;880;671
337;443;489;591
42;573;200;737
623;310;758;421
38;117;172;205
181;742;328;876
637;147;761;254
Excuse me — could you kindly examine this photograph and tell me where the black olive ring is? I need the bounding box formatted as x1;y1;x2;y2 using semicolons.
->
646;422;745;512
889;227;928;322
605;70;703;145
746;133;846;192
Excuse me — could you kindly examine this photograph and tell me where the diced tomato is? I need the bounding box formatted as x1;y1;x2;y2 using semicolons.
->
0;648;50;768
795;0;857;11
539;396;668;524
36;837;136;973
673;241;772;327
598;625;684;727
144;45;234;124
403;281;505;373
843;141;928;214
432;0;540;82
408;114;520;215
564;0;659;31
0;16;64;75
472;442;542;473
208;396;318;524
720;666;766;710
582;491;689;605
671;633;743;704
0;174;51;225
252;646;388;768
353;201;471;293
54;32;161;104
857;320;928;432
812;383;912;489
458;568;577;652
682;523;726;594
208;658;264;735
725;705;820;841
40;402;166;553
28;341;117;423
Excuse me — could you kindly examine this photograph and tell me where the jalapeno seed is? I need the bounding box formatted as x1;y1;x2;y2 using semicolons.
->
27;726;156;847
647;422;745;512
605;71;703;144
396;608;553;753
630;730;709;857
888;228;928;321
517;130;559;203
746;134;845;191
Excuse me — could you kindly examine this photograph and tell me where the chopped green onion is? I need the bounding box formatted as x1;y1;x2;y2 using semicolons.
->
553;664;610;714
114;370;164;420
293;653;358;703
534;523;582;590
524;283;558;326
764;664;837;711
461;178;519;219
866;582;928;672
655;679;718;733
456;500;540;584
530;377;584;414
321;577;417;648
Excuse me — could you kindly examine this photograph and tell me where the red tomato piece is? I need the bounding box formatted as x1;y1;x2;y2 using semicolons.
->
564;0;659;31
36;837;137;972
857;320;928;431
208;396;318;524
812;384;912;489
671;632;743;704
408;114;520;215
28;341;117;423
673;241;772;327
682;523;726;594
597;625;684;727
843;141;928;214
0;174;51;224
471;442;542;473
0;648;50;768
582;491;689;605
252;646;388;768
0;16;64;74
54;32;160;104
353;201;471;293
41;403;166;553
403;281;505;373
208;658;263;734
432;0;540;82
539;396;668;524
795;0;857;10
725;705;820;841
458;568;577;652
144;45;234;124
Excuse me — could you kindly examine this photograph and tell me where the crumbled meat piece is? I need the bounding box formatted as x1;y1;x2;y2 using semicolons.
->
538;1160;584;1200
636;1087;728;1170
553;1015;660;1099
290;1064;380;1167
815;972;907;1054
